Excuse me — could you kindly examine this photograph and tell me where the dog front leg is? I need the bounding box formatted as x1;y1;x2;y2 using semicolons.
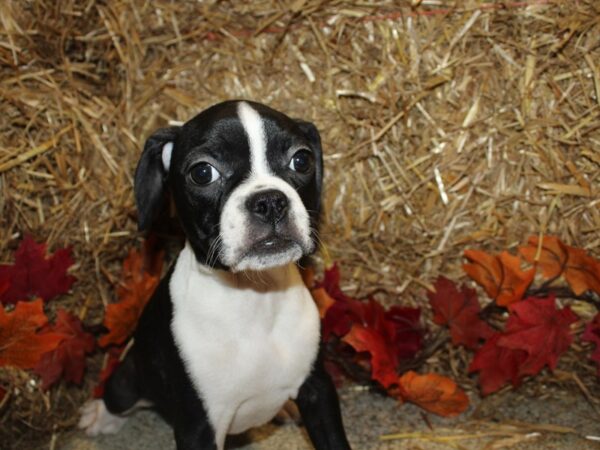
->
173;419;218;450
295;357;352;450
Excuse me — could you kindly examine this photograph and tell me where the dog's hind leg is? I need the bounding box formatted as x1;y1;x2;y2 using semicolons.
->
79;350;147;436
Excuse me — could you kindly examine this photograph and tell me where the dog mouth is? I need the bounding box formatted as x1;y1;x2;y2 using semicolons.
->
248;236;298;254
231;235;305;272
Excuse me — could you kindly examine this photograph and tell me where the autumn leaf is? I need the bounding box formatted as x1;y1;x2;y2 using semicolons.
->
0;299;64;369
469;333;528;395
463;250;535;306
0;279;9;298
93;346;124;398
343;321;398;388
385;306;423;362
311;287;335;318
318;264;422;388
34;310;95;390
336;300;422;387
319;264;354;303
427;276;493;349
98;241;163;347
394;371;469;417
498;296;578;376
582;313;600;376
0;236;76;305
520;235;600;295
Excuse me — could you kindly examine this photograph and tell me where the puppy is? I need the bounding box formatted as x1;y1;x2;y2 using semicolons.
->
79;100;351;450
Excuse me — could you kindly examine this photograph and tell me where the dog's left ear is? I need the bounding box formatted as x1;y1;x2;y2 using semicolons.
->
134;126;180;231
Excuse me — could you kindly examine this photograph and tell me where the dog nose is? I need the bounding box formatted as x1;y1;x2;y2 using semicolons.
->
247;189;289;224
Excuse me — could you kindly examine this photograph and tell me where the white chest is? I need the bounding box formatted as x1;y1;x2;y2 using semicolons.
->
169;244;320;448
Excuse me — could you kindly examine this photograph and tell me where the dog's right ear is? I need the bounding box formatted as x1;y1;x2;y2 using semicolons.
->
134;126;180;231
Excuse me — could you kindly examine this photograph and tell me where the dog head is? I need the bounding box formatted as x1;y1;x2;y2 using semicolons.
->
134;100;323;272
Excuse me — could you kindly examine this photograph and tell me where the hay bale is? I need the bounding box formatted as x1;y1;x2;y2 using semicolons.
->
1;0;599;447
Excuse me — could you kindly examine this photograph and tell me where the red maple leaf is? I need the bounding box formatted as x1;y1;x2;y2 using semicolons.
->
99;241;163;347
343;322;398;388
0;236;76;305
393;371;469;417
386;306;423;361
469;333;528;395
33;310;95;390
427;277;493;349
520;235;600;295
582;313;600;376
319;264;422;388
0;299;64;369
463;250;535;306
498;296;578;375
334;300;422;387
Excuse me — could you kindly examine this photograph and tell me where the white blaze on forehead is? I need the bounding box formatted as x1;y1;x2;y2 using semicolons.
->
237;102;270;176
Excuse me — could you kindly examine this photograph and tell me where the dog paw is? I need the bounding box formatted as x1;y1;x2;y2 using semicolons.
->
273;400;301;425
78;399;128;436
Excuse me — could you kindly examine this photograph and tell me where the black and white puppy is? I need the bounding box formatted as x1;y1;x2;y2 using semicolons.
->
79;100;351;450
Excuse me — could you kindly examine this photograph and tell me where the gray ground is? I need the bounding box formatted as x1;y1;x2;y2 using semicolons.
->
61;386;600;450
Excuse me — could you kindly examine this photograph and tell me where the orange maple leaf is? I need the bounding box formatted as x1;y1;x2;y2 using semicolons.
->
0;299;64;369
301;266;335;318
520;235;600;295
394;371;469;417
311;287;335;318
463;250;535;306
99;243;163;348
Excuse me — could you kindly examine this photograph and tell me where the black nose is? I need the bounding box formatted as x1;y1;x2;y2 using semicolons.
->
247;189;289;224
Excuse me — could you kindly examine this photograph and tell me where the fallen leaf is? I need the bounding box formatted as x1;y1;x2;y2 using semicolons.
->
395;371;469;417
498;296;578;376
582;313;600;376
34;310;95;390
520;235;600;295
0;279;9;298
469;333;528;395
343;321;398;388
0;299;64;369
311;287;335;318
385;306;423;361
338;300;422;387
427;276;493;349
93;346;123;398
463;250;535;306
319;264;353;303
0;235;76;305
98;241;163;347
319;264;422;388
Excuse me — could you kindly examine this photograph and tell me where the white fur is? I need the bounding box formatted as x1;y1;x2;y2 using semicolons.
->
218;102;313;271
219;175;312;271
78;398;154;436
78;399;128;436
162;142;173;171
170;243;320;450
238;101;269;176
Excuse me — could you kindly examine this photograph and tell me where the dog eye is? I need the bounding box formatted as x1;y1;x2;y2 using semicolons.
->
288;149;314;174
190;162;220;185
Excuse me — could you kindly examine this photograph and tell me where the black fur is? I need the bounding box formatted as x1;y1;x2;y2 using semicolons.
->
102;100;351;449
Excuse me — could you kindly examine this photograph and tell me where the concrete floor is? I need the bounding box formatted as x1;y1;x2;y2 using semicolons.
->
60;386;600;450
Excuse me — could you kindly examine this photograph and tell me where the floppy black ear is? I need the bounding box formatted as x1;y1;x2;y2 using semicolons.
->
134;126;180;231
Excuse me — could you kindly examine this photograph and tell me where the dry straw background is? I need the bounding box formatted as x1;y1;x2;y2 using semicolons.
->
1;0;600;448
